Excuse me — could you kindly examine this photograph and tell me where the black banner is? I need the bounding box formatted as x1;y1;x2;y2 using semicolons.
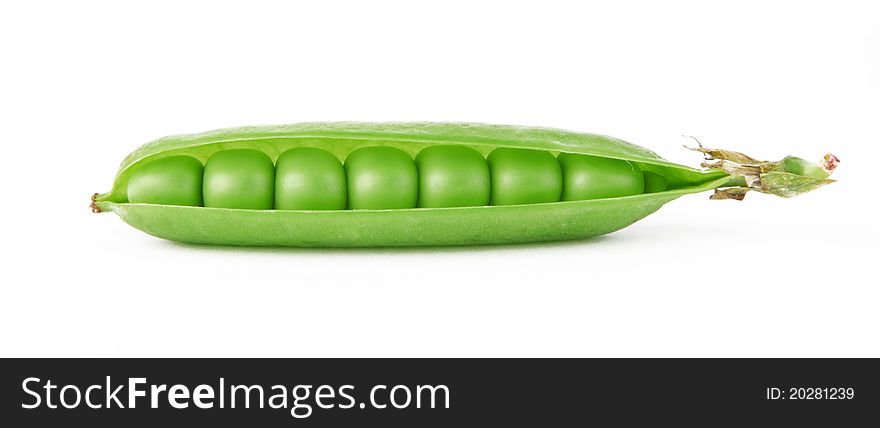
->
2;359;877;426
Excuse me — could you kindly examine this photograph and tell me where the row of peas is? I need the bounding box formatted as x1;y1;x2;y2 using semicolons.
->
126;145;667;210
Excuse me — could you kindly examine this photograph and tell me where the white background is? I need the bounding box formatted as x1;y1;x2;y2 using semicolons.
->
1;1;877;357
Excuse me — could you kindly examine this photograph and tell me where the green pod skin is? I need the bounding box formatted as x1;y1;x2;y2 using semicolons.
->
275;147;346;210
345;146;418;210
92;122;751;247
126;155;204;206
643;171;669;193
203;149;275;209
416;145;490;208
488;148;562;205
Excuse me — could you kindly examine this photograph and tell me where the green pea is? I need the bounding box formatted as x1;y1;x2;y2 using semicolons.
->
558;153;644;200
275;147;346;210
203;149;275;209
127;155;203;206
487;148;562;205
643;171;669;193
415;145;490;208
345;146;418;209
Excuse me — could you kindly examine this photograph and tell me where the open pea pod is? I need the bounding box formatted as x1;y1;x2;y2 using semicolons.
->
92;122;837;247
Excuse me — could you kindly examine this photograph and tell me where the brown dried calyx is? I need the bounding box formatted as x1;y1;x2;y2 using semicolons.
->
684;138;838;200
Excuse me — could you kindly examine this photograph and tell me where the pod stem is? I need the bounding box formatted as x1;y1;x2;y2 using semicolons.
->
684;138;838;200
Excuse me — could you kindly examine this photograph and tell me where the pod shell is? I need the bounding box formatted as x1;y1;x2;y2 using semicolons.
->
94;122;728;247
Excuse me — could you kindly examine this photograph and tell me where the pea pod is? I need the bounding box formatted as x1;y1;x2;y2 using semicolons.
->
92;122;837;246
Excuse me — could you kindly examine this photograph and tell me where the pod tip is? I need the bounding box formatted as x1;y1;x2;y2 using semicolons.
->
90;193;102;213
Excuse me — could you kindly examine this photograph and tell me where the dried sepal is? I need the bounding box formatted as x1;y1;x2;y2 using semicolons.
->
756;172;835;198
710;187;751;201
686;145;765;166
